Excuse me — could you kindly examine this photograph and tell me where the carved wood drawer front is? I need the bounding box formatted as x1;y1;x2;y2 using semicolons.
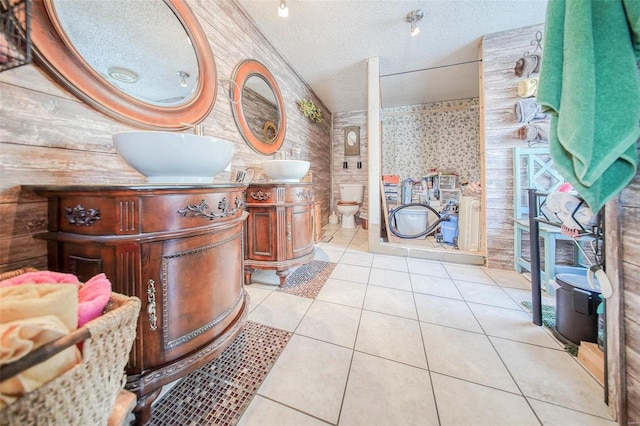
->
247;183;313;205
56;195;125;235
53;189;246;235
286;186;313;204
247;188;274;205
140;189;245;233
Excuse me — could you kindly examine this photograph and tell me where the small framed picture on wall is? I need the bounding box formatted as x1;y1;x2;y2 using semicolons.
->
344;126;360;156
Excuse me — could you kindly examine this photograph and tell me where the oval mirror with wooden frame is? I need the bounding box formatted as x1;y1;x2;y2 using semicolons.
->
28;0;217;129
230;59;286;155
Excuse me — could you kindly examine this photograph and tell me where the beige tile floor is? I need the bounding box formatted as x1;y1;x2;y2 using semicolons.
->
238;224;615;426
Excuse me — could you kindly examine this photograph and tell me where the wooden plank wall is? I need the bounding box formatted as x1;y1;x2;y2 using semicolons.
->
619;148;640;422
481;23;550;270
0;0;332;273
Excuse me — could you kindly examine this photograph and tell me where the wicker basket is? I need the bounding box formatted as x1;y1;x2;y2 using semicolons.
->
0;271;141;426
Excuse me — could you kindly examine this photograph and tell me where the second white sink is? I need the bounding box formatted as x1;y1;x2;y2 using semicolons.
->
261;160;310;182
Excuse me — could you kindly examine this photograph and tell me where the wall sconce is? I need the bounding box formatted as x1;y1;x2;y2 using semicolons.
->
218;77;242;104
177;71;190;87
406;9;423;37
278;0;289;17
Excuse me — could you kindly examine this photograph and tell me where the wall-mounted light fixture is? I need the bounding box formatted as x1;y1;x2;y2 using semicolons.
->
177;71;190;87
406;9;423;37
278;0;289;17
218;77;242;104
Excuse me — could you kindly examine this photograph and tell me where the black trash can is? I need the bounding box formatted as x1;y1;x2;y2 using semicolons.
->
552;273;601;346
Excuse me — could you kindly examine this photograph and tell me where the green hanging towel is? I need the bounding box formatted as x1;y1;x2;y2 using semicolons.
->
537;0;640;213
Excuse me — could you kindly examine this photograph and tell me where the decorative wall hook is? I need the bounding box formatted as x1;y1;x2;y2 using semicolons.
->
528;31;543;55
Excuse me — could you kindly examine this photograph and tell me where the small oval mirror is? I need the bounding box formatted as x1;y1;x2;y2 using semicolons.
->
29;0;217;129
230;59;286;155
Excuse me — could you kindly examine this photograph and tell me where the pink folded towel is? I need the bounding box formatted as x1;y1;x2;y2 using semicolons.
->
77;274;112;327
0;271;80;287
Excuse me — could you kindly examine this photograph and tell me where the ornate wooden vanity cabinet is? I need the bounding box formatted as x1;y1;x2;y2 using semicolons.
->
31;184;249;424
244;183;315;285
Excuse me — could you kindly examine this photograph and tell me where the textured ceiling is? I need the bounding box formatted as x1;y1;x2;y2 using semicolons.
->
237;0;548;113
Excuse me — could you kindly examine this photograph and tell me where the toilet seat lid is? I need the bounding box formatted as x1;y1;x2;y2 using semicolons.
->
338;201;359;206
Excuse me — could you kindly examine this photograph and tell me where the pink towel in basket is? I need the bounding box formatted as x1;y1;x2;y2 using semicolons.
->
77;274;111;328
0;271;112;328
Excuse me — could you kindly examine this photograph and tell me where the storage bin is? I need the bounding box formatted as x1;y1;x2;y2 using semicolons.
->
395;206;430;239
382;174;399;184
438;174;457;189
440;189;461;204
553;273;601;346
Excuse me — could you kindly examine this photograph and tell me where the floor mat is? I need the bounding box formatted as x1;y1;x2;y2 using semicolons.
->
520;301;579;356
150;321;291;425
521;300;556;328
277;260;336;299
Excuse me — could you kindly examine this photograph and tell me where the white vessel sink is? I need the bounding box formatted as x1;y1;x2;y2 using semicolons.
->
113;131;234;183
261;160;310;182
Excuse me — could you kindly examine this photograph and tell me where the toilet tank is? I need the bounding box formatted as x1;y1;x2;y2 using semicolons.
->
339;184;365;203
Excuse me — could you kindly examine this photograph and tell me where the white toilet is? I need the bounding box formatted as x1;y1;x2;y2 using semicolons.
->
336;184;364;229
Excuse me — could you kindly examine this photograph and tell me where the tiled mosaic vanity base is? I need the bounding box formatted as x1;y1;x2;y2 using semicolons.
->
149;322;291;425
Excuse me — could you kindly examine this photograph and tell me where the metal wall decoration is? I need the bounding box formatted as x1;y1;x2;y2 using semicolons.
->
0;0;32;72
262;121;277;142
344;126;360;156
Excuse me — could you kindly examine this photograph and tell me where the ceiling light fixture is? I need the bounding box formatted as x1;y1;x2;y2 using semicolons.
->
278;0;288;17
108;67;138;83
406;9;424;37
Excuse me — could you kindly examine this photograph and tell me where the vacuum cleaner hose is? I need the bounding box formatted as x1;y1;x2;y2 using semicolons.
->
388;203;450;239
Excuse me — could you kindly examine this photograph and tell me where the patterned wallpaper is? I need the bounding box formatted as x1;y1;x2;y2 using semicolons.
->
331;99;480;222
381;98;480;184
